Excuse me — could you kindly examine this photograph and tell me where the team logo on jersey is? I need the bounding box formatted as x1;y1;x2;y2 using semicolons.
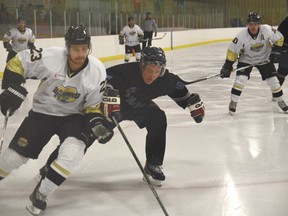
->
250;43;264;52
53;85;80;103
129;31;137;36
17;38;27;44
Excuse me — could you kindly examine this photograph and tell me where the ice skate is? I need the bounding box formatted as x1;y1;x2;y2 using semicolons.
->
229;101;237;115
143;162;165;187
26;181;47;215
277;100;288;113
34;165;48;183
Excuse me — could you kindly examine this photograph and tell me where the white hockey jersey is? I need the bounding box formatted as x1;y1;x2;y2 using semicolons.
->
120;24;144;46
3;27;35;53
6;47;106;116
226;24;284;65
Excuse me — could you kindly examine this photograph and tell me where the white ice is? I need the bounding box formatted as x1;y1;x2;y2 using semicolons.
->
1;42;288;216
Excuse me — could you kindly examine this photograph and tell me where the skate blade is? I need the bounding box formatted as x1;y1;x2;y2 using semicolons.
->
142;175;162;187
26;203;42;215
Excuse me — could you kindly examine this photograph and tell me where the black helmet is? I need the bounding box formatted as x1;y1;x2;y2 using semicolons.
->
65;25;91;48
247;12;261;23
141;47;167;76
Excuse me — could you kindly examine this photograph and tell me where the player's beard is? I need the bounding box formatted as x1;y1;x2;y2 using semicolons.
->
70;55;86;64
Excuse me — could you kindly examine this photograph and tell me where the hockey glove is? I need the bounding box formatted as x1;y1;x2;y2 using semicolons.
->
100;87;121;123
4;42;12;52
85;113;114;144
138;35;144;42
187;94;205;123
28;42;36;50
269;45;282;63
0;83;28;116
220;60;234;78
119;35;124;45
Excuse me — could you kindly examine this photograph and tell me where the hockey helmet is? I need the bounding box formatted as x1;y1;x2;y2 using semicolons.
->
247;12;261;23
140;47;167;76
65;25;91;48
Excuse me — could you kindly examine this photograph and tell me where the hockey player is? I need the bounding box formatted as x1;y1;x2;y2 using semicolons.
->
36;46;205;187
2;17;36;63
220;12;288;114
119;16;144;62
275;16;288;86
105;47;205;186
0;25;114;215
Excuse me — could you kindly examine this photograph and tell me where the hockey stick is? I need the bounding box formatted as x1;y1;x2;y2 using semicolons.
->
180;60;270;85
142;33;167;42
111;116;169;216
0;111;10;155
126;33;167;44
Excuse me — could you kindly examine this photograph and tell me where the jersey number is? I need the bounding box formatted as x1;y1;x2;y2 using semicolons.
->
30;47;43;62
100;80;107;93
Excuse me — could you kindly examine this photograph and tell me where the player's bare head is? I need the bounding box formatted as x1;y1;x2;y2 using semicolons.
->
17;17;26;30
140;47;167;84
65;25;91;50
146;12;151;18
128;16;134;27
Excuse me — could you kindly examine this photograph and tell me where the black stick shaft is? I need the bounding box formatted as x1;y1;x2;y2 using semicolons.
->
112;116;169;216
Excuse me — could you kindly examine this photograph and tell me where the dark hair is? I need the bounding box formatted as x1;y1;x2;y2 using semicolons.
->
128;16;134;22
17;17;26;23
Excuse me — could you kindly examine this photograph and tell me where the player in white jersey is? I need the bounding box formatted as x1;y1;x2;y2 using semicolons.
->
119;16;144;62
220;12;288;114
2;17;35;63
0;25;116;215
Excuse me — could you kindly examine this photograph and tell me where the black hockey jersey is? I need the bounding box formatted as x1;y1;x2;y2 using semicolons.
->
106;62;191;110
278;16;288;51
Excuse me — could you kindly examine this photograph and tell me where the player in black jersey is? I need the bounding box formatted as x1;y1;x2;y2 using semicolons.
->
105;46;205;186
275;16;288;86
37;46;205;187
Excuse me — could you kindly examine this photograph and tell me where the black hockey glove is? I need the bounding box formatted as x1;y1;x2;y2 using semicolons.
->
119;35;124;45
100;87;121;123
187;94;205;123
28;42;36;50
85;113;114;144
220;60;234;78
138;35;143;42
269;45;282;63
4;42;12;52
0;83;28;116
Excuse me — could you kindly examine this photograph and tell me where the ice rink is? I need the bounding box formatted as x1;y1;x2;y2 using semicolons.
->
1;42;288;216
